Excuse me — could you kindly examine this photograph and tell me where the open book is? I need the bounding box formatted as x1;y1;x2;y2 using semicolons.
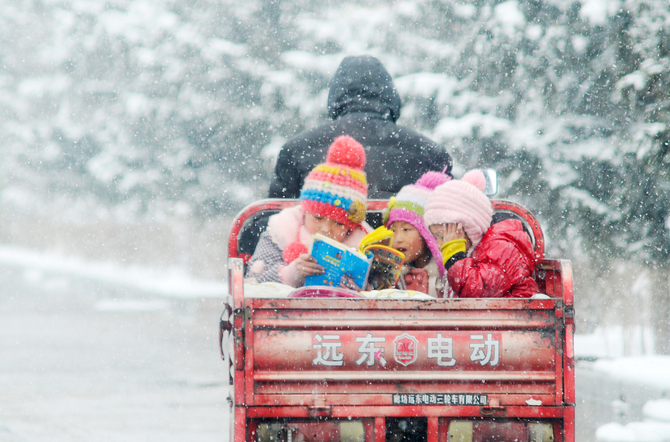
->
304;234;373;290
359;226;405;290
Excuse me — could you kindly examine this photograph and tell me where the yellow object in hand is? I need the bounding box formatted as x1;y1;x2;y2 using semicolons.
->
439;238;467;265
359;226;394;252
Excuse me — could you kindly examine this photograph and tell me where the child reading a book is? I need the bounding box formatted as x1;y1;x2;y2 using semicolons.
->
245;135;373;288
382;171;450;297
424;170;538;298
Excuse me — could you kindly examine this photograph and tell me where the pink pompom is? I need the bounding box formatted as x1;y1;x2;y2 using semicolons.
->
326;135;366;169
283;241;308;264
416;171;450;190
462;170;487;192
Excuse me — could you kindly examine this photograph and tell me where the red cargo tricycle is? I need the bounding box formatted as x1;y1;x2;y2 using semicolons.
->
221;199;575;442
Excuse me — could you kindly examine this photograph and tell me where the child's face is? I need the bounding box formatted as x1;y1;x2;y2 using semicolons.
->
389;221;430;267
304;213;350;242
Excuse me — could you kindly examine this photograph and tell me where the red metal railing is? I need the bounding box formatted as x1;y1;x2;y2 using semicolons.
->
223;199;574;442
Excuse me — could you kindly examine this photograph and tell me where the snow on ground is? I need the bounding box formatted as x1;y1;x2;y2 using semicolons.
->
596;421;670;442
590;356;670;392
0;245;228;299
4;242;670;440
576;329;670;441
645;400;670;423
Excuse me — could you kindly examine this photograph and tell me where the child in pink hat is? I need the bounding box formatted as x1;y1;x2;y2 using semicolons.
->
246;136;373;288
424;170;538;298
383;171;450;297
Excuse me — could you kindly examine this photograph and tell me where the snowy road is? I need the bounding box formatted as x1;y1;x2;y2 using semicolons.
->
0;261;229;442
1;252;667;442
576;362;668;441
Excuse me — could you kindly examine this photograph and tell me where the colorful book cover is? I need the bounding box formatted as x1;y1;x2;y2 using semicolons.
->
358;226;405;290
365;244;405;290
305;234;373;290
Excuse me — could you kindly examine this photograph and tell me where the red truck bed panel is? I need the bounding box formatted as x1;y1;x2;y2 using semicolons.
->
223;199;575;442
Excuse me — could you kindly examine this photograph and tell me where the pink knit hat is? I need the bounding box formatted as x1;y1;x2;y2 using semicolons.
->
424;170;493;248
284;137;368;264
384;171;450;277
300;136;368;231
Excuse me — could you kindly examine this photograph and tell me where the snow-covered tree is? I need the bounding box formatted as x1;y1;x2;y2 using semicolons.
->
1;0;670;351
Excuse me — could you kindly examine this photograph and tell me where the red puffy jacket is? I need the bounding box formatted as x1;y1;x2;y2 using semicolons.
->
447;219;538;298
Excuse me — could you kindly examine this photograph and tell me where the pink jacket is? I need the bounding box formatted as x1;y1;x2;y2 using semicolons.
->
245;206;372;287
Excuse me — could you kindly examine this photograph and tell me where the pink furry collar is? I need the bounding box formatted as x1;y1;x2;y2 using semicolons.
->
265;205;372;251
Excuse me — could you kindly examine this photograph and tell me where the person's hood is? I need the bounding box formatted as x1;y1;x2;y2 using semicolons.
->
327;55;402;122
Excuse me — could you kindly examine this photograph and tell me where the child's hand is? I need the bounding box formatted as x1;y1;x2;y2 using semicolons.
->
340;275;362;292
444;223;467;243
404;268;428;293
430;223;467;248
294;254;324;281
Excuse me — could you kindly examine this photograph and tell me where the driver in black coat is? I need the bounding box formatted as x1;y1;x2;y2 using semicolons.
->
269;55;453;199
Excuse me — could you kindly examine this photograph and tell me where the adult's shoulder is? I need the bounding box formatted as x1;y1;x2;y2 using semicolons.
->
382;122;452;174
391;123;446;151
281;121;343;150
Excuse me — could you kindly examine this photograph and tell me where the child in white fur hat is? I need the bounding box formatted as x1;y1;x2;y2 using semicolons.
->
424;170;538;298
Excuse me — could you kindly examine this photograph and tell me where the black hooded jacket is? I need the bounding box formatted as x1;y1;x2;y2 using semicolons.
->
268;55;453;199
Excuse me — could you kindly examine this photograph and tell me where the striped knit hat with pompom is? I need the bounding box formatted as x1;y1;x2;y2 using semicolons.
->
424;169;493;248
300;135;368;232
384;171;451;277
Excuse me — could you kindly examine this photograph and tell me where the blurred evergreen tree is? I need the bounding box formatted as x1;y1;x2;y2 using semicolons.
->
2;0;670;349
